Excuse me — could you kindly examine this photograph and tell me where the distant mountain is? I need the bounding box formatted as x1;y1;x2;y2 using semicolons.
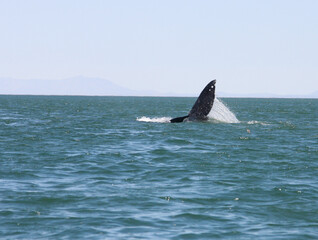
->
0;76;165;96
0;77;317;98
217;91;318;99
309;91;318;98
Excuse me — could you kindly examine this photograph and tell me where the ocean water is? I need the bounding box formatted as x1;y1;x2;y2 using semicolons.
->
0;95;317;239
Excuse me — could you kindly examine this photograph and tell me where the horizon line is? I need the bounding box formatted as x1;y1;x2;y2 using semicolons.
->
1;76;317;98
1;93;317;99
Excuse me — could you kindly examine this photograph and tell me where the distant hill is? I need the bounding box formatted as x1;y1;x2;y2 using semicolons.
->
0;76;164;96
218;91;318;99
309;91;318;98
0;76;317;98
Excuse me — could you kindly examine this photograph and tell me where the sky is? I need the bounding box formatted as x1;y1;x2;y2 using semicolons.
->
0;0;317;96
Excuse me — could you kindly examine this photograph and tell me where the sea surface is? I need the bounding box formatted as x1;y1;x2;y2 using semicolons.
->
0;95;317;239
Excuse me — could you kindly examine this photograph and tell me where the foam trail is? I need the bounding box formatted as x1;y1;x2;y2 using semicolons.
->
208;98;240;123
137;116;171;123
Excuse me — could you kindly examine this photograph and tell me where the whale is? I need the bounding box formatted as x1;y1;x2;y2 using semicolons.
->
170;80;216;123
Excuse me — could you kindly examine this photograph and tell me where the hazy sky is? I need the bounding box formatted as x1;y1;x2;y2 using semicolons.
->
1;0;317;95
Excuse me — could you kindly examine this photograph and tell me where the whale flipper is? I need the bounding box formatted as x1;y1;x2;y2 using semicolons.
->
170;80;216;123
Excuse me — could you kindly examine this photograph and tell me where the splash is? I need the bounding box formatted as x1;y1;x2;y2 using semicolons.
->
136;116;171;123
208;98;240;123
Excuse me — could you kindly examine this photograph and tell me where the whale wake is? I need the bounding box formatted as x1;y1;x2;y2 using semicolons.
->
136;116;171;123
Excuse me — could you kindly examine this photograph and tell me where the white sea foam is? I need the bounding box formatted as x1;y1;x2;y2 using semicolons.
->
136;116;171;123
208;98;240;123
247;120;270;125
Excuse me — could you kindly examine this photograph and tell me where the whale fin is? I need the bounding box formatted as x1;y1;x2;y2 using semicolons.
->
170;80;216;123
188;80;216;121
170;115;189;123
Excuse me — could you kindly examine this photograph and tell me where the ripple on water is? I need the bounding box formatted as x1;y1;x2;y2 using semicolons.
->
1;96;317;239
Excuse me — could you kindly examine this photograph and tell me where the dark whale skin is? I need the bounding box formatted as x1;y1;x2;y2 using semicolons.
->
170;80;216;123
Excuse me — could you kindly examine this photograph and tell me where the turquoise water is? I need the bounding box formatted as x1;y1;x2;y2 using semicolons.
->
0;95;317;239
